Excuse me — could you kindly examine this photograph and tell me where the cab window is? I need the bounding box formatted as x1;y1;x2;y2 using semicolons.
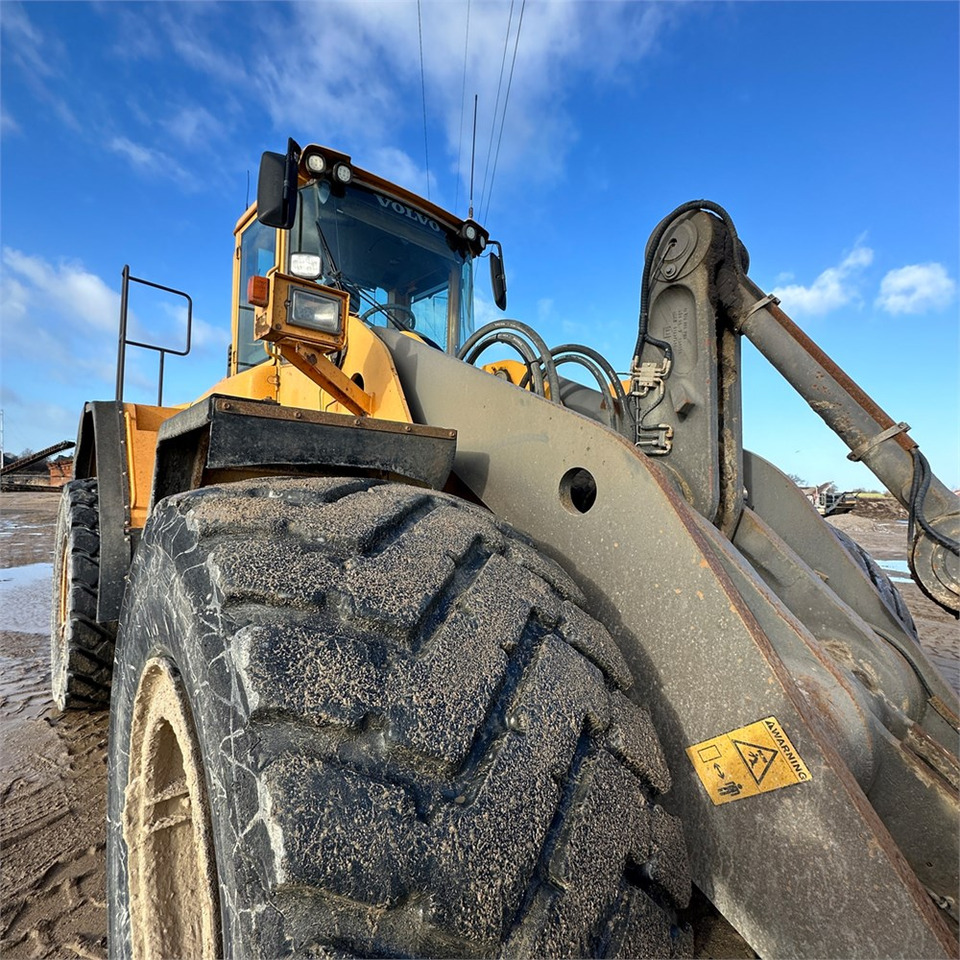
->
236;218;277;370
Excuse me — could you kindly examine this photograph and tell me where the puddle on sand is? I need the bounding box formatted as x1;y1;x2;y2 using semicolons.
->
0;519;56;542
878;558;912;584
0;563;52;634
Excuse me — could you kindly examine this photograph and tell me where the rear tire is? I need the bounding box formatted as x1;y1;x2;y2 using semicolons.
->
831;527;919;641
50;478;116;710
107;477;691;958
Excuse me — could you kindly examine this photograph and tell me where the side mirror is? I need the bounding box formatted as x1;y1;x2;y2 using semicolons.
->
257;138;301;229
489;243;507;311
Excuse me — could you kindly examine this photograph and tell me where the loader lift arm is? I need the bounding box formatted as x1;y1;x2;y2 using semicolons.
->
636;201;959;615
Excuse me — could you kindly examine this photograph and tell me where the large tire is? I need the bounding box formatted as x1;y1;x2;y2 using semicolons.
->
50;478;116;710
831;527;919;641
107;477;691;959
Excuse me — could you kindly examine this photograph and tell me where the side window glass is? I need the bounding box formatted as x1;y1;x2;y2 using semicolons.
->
237;220;277;370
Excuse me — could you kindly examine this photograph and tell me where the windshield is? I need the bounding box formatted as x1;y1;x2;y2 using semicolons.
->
292;181;475;352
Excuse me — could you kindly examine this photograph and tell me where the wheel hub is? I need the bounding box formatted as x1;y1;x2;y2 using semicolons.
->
51;538;71;709
123;657;220;959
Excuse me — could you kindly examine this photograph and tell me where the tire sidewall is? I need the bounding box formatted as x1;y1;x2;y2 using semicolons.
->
50;482;74;710
832;526;919;640
107;497;264;959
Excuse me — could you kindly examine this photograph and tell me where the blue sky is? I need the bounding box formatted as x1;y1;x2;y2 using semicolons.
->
1;0;957;490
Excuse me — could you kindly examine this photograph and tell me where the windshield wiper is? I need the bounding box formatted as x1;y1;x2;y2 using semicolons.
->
313;217;412;332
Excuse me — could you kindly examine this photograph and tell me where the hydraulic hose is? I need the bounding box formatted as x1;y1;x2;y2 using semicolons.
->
633;199;747;364
458;319;561;400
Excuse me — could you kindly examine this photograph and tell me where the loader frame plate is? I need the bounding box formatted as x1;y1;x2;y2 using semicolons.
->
380;328;957;959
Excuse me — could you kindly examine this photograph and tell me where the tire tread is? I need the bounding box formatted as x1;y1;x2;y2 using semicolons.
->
112;477;690;958
51;478;116;710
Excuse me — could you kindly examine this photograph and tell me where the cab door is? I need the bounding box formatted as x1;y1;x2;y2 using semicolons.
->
231;209;281;375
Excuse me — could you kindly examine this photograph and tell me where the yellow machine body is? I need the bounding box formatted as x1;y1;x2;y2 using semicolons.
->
118;199;421;529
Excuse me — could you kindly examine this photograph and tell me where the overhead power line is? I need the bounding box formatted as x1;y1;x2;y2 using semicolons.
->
483;0;525;223
479;1;514;219
417;0;431;200
480;0;525;224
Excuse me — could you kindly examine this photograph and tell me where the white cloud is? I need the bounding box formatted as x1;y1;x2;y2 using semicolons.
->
0;107;20;135
145;2;676;212
0;250;227;421
108;136;197;189
0;1;54;78
0;249;164;382
159;6;247;87
364;147;433;199
161;105;225;147
160;302;224;352
0;1;79;129
1;270;28;322
771;242;874;316
109;136;161;168
537;298;554;325
6;2;679;210
10;2;673;206
0;306;116;389
875;263;956;315
2;248;120;331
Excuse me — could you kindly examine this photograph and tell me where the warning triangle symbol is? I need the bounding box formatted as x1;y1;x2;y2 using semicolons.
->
733;740;778;785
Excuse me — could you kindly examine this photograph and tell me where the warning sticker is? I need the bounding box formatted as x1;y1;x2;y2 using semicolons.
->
686;716;812;805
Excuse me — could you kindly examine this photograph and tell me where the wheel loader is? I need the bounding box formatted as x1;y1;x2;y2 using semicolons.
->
50;138;959;959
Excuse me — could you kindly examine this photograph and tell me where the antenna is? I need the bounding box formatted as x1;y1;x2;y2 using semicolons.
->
454;0;472;214
246;170;250;209
469;94;478;220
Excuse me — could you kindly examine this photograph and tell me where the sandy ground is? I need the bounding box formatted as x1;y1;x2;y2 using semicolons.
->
1;492;109;959
0;490;956;958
